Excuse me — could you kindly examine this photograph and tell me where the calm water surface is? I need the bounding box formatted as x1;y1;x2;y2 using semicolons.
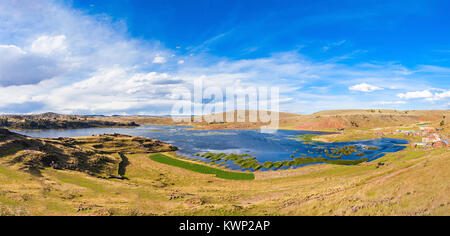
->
15;125;409;171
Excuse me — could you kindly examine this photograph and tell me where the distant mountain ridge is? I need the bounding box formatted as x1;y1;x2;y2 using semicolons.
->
0;113;139;130
1;109;448;131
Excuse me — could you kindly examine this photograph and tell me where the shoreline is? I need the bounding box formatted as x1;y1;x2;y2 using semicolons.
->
12;125;411;173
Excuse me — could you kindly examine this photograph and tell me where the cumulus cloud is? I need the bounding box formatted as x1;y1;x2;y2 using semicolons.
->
0;0;168;81
0;0;448;115
375;101;406;105
432;90;450;100
397;90;433;99
397;89;450;102
41;67;186;113
349;83;383;92
0;44;64;86
153;56;167;64
30;35;67;55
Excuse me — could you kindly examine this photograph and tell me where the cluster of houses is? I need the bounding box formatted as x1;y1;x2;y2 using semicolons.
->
395;127;449;149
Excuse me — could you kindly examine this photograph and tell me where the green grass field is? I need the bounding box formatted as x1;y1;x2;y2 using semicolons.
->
292;134;319;141
149;154;254;180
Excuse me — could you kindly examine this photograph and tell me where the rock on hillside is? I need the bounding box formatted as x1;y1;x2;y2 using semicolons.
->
0;128;177;178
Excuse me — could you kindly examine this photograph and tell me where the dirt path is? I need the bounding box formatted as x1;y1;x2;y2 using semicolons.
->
246;158;428;208
366;159;426;184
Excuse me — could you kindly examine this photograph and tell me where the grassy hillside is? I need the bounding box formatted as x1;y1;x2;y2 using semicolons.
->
0;110;449;216
8;109;447;131
0;125;448;216
0;129;177;179
106;109;448;131
1;144;448;216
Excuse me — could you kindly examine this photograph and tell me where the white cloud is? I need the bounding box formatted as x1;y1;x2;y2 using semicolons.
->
0;0;448;115
0;45;26;56
349;83;383;92
433;90;450;100
323;40;346;52
30;35;67;55
153;56;167;64
397;90;433;99
41;67;185;113
397;89;450;102
0;44;64;86
375;101;406;105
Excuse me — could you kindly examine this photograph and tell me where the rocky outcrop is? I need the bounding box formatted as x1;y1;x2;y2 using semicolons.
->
0;129;177;178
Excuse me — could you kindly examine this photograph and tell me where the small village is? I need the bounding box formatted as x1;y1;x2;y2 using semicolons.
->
396;126;449;149
373;125;449;150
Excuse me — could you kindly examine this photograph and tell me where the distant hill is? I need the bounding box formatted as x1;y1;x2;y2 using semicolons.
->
170;109;450;130
1;109;448;131
280;109;449;130
0;113;139;130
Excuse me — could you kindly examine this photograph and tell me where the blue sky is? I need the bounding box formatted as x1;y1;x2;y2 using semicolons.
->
0;0;449;115
71;0;450;65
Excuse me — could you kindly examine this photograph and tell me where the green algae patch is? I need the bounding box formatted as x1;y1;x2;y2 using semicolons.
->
149;154;254;180
291;134;319;142
197;151;370;171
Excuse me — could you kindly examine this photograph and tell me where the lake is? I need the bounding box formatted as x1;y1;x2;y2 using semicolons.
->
15;125;409;171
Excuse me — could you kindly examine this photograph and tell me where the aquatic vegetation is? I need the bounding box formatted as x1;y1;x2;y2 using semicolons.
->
18;125;408;172
191;131;238;136
235;158;262;170
147;129;169;132
273;162;284;169
292;134;318;142
149;154;254;180
196;151;371;171
263;162;274;169
283;161;294;167
291;157;369;166
198;152;260;170
325;145;359;157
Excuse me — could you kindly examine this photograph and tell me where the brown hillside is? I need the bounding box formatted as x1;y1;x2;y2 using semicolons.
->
0;128;177;178
158;109;450;131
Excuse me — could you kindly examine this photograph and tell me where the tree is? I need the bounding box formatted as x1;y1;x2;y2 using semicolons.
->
440;120;445;127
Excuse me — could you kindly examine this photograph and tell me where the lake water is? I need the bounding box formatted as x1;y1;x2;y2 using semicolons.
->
15;125;409;171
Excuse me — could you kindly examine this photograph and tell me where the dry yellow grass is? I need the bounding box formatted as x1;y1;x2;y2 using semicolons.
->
0;141;448;216
0;109;449;216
